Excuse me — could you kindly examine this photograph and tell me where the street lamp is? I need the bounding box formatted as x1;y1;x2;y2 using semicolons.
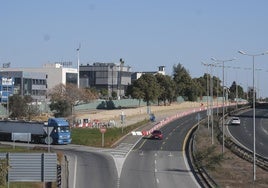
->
238;50;268;181
201;62;210;130
233;67;241;109
76;44;81;88
202;62;218;145
211;57;236;153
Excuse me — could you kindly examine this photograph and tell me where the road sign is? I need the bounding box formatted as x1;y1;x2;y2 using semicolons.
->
100;127;107;134
100;127;106;147
45;136;53;145
43;127;54;135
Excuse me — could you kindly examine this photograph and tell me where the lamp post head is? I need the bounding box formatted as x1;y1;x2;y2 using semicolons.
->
211;57;236;62
262;51;268;55
238;50;246;55
201;61;207;65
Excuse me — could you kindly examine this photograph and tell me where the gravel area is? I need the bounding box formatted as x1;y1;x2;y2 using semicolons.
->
74;101;202;127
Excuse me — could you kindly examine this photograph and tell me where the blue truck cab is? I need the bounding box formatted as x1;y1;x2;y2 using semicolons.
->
46;118;72;144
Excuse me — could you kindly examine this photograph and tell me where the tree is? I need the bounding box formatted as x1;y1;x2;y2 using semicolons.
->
126;84;144;106
194;74;222;99
155;74;176;105
173;63;196;101
48;83;98;117
229;81;245;100
27;103;40;121
129;74;161;106
80;87;99;103
111;91;117;99
192;77;206;98
9;94;29;119
100;88;108;99
50;99;71;117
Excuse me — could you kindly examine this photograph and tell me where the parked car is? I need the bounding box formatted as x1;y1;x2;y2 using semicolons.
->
231;117;241;125
151;130;163;140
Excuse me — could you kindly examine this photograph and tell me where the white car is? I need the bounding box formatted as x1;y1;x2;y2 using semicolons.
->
231;117;241;125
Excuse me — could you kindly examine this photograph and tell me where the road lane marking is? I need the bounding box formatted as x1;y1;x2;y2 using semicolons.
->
138;139;147;150
73;155;77;188
182;122;202;188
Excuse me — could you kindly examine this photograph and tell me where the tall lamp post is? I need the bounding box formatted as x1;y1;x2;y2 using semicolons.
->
233;67;241;109
76;44;81;88
201;62;210;130
238;50;268;181
202;62;218;144
211;57;235;153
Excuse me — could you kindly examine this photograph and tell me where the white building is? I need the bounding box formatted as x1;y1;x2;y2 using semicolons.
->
2;63;78;91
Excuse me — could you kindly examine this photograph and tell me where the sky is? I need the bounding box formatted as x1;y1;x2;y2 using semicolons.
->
1;0;268;97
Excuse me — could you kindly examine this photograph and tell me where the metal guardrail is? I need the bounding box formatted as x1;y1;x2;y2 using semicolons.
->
187;105;268;188
222;136;268;171
218;106;268;172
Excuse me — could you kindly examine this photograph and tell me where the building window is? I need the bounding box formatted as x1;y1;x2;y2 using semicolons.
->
66;73;77;85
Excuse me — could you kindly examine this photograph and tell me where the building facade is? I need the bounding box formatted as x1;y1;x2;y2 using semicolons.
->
0;71;47;102
79;62;132;98
0;77;14;103
0;63;77;102
131;66;166;81
2;63;78;91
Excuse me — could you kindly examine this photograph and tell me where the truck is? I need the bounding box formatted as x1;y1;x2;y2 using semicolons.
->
0;118;71;144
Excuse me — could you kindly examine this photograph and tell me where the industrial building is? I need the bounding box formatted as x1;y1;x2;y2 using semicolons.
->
0;71;46;102
0;61;165;102
79;62;132;99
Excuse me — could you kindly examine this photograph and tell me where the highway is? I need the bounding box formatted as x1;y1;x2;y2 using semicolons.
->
119;112;205;188
0;109;207;188
227;107;268;158
55;110;206;188
3;105;268;187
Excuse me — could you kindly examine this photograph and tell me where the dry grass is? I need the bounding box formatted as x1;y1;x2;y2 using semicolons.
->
75;101;202;123
195;122;268;188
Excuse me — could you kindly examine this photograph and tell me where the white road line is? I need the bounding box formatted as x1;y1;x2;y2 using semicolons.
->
73;155;77;188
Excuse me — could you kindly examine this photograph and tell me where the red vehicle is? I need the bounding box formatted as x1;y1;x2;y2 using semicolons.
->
151;130;163;140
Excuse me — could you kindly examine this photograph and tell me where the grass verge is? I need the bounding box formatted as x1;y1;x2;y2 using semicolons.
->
71;119;149;147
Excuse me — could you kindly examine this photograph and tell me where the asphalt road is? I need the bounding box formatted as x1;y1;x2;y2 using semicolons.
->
62;147;118;188
227;107;268;158
0;107;207;188
119;112;206;188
